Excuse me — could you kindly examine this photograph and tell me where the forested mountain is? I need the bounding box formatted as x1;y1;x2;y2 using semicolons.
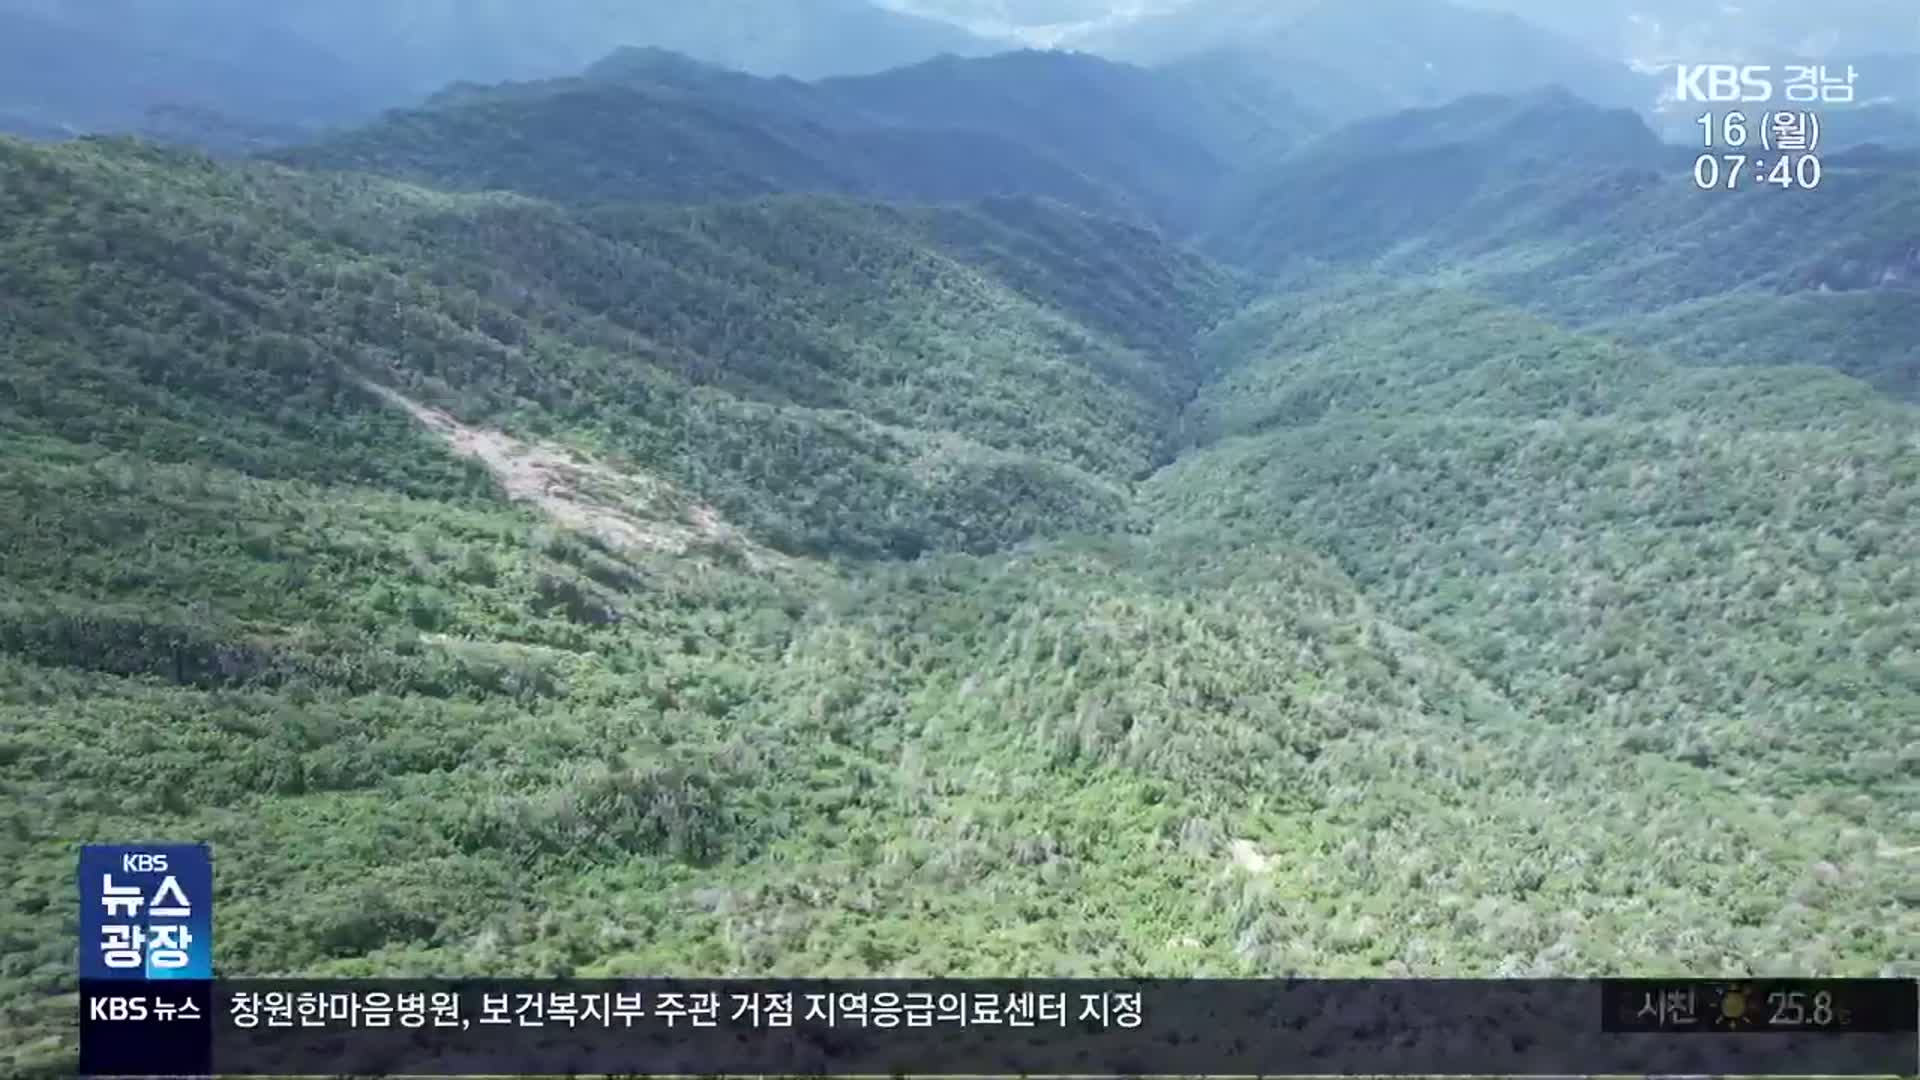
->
7;0;1907;150
589;0;1001;78
1150;278;1917;844
812;51;1314;219
1209;90;1920;291
1;138;1244;561
278;48;1313;232
1204;91;1920;396
278;78;1132;217
1;0;1665;149
905;0;1918;133
4;23;1918;1080
1597;292;1920;399
0;0;998;142
0;0;388;138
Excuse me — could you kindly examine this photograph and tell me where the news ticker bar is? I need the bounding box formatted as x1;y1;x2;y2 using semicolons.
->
79;978;1917;1077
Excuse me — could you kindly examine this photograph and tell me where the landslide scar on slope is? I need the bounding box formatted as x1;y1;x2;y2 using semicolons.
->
360;380;769;567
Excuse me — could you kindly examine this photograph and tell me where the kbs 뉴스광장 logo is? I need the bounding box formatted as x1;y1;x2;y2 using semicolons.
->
79;844;213;980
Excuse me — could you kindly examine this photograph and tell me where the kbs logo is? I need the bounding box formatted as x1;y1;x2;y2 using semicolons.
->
1676;65;1775;103
88;995;150;1021
122;853;168;873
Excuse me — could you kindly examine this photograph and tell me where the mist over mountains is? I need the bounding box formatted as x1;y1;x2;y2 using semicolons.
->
899;0;1920;60
0;0;998;140
11;0;1904;152
5;0;1915;149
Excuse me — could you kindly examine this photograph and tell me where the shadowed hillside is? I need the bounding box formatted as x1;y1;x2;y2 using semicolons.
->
2;137;1247;560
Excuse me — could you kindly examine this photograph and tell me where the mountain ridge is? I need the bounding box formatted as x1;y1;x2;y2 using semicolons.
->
275;47;1316;233
0;0;1005;141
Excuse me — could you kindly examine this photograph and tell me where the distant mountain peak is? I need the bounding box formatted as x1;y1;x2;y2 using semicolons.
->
1328;86;1661;154
587;46;730;81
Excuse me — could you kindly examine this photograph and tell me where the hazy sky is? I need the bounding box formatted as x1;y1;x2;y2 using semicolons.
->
4;0;1911;139
882;0;1920;58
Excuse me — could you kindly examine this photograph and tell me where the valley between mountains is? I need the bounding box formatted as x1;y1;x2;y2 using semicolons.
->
0;34;1915;1079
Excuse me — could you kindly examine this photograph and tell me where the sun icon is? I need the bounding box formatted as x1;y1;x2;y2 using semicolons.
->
1714;983;1758;1030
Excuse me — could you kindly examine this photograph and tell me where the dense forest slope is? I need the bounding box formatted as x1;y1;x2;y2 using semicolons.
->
1596;291;1920;399
2;138;1242;560
1206;92;1920;396
1156;282;1918;794
3;56;1918;1079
